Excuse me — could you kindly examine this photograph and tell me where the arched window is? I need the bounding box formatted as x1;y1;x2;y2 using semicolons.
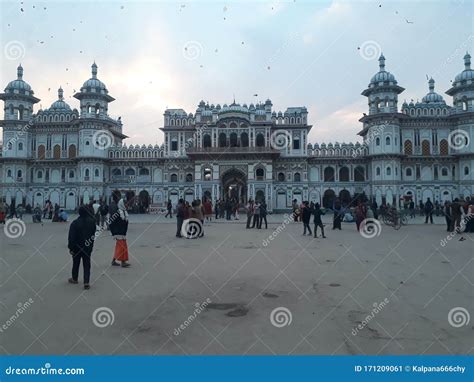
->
375;137;380;146
94;169;100;177
18;142;23;151
439;139;449;156
376;167;381;176
277;172;285;182
68;144;77;159
385;136;391;145
405;168;412;177
256;133;265;147
422;140;430;156
386;166;392;176
37;145;46;159
69;170;75;178
256;168;265;181
441;168;448;177
139;168;149;176
7;169;12;177
185;173;193;182
125;168;135;176
404;140;413;155
294;172;301;182
53;144;61;159
323;167;335;182
85;169;90;178
464;166;470;176
170;173;178;182
339;167;349;182
203;134;212;148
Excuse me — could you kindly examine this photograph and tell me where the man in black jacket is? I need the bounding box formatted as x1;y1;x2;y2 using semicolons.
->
68;206;97;290
176;199;184;238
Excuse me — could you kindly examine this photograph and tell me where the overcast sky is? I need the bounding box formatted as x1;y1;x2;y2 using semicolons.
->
1;0;472;145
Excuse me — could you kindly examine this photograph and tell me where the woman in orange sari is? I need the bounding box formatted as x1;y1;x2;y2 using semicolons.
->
110;198;131;268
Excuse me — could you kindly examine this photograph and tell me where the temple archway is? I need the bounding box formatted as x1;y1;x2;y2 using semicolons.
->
221;168;247;204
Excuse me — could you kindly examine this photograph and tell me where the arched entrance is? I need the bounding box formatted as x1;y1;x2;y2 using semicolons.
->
323;189;336;209
138;190;150;213
221;169;247;203
339;189;351;206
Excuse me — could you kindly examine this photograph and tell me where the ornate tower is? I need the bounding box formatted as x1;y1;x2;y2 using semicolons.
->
360;54;405;206
0;64;39;158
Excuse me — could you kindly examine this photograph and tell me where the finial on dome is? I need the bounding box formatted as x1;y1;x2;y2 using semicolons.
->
428;77;435;92
58;86;64;100
91;62;98;78
17;64;23;80
378;53;385;71
464;52;471;70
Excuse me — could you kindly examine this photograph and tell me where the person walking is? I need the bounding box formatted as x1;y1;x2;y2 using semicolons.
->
191;199;205;237
246;199;254;229
92;200;100;226
355;201;367;232
292;199;299;222
424;198;434;224
252;202;261;228
443;201;452;232
8;202;17;219
203;198;213;224
313;203;326;238
409;200;415;218
175;199;185;238
302;201;312;235
99;201;109;229
110;199;131;267
332;199;343;230
68;205;97;290
259;200;268;229
165;199;173;218
0;201;6;224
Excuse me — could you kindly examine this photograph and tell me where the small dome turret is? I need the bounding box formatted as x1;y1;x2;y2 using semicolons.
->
421;78;445;104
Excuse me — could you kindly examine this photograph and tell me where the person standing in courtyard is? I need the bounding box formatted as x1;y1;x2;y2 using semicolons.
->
165;199;173;218
355;201;367;231
443;201;452;232
110;198;131;267
246;199;255;229
332;198;343;230
175;199;185;238
203;198;213;224
302;201;312;236
99;200;109;229
252;201;261;228
259;200;268;229
313;203;326;238
0;201;6;224
424;198;434;224
68;205;97;290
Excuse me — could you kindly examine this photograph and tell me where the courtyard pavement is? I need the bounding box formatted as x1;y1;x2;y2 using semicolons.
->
0;214;472;355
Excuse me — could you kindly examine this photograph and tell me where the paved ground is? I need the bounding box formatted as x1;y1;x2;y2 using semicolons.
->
0;213;472;355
